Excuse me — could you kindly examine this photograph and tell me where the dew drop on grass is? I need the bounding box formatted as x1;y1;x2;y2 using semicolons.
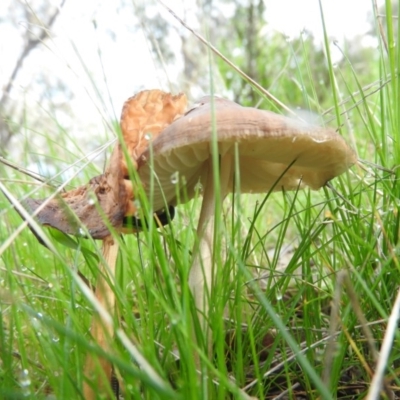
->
170;172;179;184
314;345;325;360
52;336;60;343
144;132;152;140
276;291;283;301
19;369;31;396
133;199;141;210
133;201;141;218
79;228;85;236
194;181;203;192
31;316;41;332
333;342;342;356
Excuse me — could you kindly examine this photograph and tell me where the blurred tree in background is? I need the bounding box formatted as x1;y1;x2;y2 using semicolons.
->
0;0;383;162
0;0;68;151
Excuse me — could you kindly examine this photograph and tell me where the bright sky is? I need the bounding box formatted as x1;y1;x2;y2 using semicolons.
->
0;0;381;163
0;0;378;102
266;0;374;41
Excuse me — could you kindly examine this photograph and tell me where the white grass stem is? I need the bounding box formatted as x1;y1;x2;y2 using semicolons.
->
366;287;400;400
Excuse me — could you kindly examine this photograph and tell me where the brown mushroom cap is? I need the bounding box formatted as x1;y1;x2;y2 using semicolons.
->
137;96;357;212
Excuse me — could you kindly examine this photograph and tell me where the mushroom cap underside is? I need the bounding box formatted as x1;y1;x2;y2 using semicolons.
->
138;97;356;212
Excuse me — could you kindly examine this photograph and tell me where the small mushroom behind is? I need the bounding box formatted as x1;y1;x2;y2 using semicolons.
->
24;90;187;238
24;146;132;239
136;96;357;338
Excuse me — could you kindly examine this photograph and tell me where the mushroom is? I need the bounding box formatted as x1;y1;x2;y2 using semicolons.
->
19;90;356;391
136;95;357;332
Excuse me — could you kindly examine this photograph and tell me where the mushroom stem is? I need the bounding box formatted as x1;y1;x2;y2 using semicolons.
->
83;236;119;399
189;152;232;344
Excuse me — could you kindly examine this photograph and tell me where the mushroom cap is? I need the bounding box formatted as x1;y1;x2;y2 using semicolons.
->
137;96;357;212
23;91;356;240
